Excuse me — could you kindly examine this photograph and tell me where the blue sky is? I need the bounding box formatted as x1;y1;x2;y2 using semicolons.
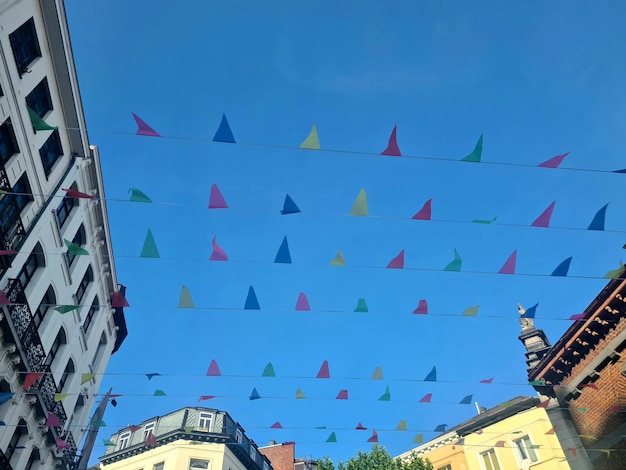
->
64;0;626;465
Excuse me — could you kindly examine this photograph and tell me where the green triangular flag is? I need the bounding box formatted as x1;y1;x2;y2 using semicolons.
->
262;363;276;377
27;106;57;131
354;298;368;312
178;285;195;308
530;444;542;449
604;261;625;279
129;188;152;203
141;229;160;258
64;239;89;256
54;305;80;314
379;385;391;401
350;189;368;216
461;134;483;162
396;420;407;431
472;216;497;224
103;439;115;446
315;426;327;429
330;250;346;266
326;432;337;442
371;366;383;380
529;379;546;386
295;388;305;399
413;434;424;444
93;420;106;428
575;407;587;413
184;426;194;433
153;389;166;396
300;124;320;150
444;249;462;271
462;305;479;316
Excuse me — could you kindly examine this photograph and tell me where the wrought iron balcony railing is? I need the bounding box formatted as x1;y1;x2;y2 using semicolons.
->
0;446;12;470
0;165;26;267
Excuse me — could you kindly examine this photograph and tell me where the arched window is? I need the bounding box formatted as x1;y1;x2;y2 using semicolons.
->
58;357;74;391
56;182;77;227
0;379;11;410
66;224;86;266
91;332;107;368
44;327;66;367
33;284;55;328
82;295;98;336
25;448;40;470
17;242;45;289
75;265;92;304
5;418;27;462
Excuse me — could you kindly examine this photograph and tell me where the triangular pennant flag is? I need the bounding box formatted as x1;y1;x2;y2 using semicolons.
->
569;313;585;321
396;420;407;431
480;377;494;384
140;229;160;258
178;286;195;308
281;194;301;215
93;420;106;428
110;291;129;308
531;202;556;228
274;236;292;263
462;305;479;316
330;250;346;266
262;363;276;377
0;290;9;305
244;286;260;310
444;249;462;271
145;432;158;446
600;449;612;458
529;379;546;386
64;239;89;256
604;261;625;280
316;360;330;378
538;152;568;168
209;236;228;261
146;373;161;380
472;216;497;224
336;390;348;400
379;386;391;401
498;250;517;274
81;373;96;385
208;184;228;209
545;425;557;435
538;398;551;409
129;188;152;203
129;425;141;432
568;448;577;457
413;299;428;315
552;257;572;277
55;437;70;449
495;440;505;447
424;366;437;382
103;439;115;446
63;188;92;199
198;395;216;402
54;393;69;402
412;198;433;220
270;421;283;429
367;430;379;443
213;114;236;143
387;250;405;269
207;360;221;376
588;204;608;231
461;134;483;162
300;124;320;150
326;432;337;442
249;388;261;400
413;434;424;444
28;106;58;131
456;438;465;446
608;405;623;413
371;367;383;380
23;372;43;390
434;424;447;432
419;393;432;403
460;394;473;404
581;384;599;390
381;125;401;156
131;112;160;137
521;303;538;319
46;412;61;427
153;390;166;396
0;249;17;256
350;189;368;216
354;422;367;430
295;293;311;311
354;298;368;312
295;388;305;399
54;305;80;314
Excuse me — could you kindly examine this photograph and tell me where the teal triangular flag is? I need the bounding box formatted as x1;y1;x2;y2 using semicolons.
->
140;229;160;258
354;298;368;312
103;439;115;446
461;134;482;162
459;394;473;404
54;305;80;314
129;188;152;203
424;366;437;382
213;114;236;143
262;363;276;377
27;106;57;131
274;236;291;263
379;386;391;401
153;390;166;396
244;286;260;310
64;239;89;256
249;388;261;400
326;432;337;442
444;249;462;271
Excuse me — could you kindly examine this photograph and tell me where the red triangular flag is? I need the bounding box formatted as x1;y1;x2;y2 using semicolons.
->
316;360;330;378
270;421;283;429
381;126;401;156
0;290;9;305
568;448;577;457
538;152;568;168
336;390;348;400
419;393;432;403
581;383;599;390
23;372;43;390
198;395;216;402
387;250;405;269
413;299;428;315
207;360;221;376
295;293;311;311
111;291;129;308
538;398;550;409
356;422;367;430
480;377;494;384
146;431;158;446
546;425;557;435
132;113;160;137
129;425;141;433
367;429;379;442
63;188;93;199
498;250;517;274
55;436;70;449
412;198;432;220
531;202;556;228
208;184;228;209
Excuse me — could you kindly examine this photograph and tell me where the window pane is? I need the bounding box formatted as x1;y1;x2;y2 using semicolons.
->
0;119;19;165
26;77;53;117
13;173;33;212
9;18;41;74
39;130;63;176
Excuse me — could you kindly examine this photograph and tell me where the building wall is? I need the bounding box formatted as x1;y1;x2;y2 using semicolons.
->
259;442;295;470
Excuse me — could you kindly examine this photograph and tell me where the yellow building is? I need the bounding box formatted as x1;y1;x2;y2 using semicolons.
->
398;396;572;470
99;407;273;470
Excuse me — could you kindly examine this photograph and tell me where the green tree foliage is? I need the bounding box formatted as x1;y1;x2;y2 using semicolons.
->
317;444;433;470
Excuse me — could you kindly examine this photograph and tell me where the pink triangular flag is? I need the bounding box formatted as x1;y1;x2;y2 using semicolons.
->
209;236;228;261
412;198;432;220
531;202;556;227
208;184;228;209
413;299;428;315
419;393;432;403
546;425;557;435
55;437;70;449
111;291;129;308
498;250;517;274
0;250;17;256
145;431;158;446
480;377;494;384
387;250;405;269
538;152;568;168
129;425;141;433
367;430;379;442
295;293;311;311
316;360;330;378
198;395;216;402
207;360;221;376
381;126;401;156
270;421;283;429
132;113;160;137
356;422;367;430
336;390;348;400
495;440;505;447
23;372;43;390
538;398;550;409
581;384;599;390
46;412;61;427
63;188;93;199
0;290;9;305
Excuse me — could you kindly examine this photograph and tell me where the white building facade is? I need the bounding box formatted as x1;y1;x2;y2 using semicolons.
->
0;0;127;468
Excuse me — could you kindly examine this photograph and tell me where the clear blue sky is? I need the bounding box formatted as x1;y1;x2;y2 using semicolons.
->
64;0;626;465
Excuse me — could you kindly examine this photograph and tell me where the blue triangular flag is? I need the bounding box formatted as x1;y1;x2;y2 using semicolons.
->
249;388;261;400
0;393;13;405
213;114;235;143
552;257;572;276
244;286;260;310
434;424;447;432
424;366;437;382
521;303;538;319
281;194;301;215
588;204;608;231
274;236;292;264
459;394;473;404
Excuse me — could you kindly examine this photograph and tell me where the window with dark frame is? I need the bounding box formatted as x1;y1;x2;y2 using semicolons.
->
91;332;107;368
75;265;93;304
513;435;538;463
5;419;27;462
58;357;74;391
33;284;56;328
12;172;33;212
118;431;131;450
82;295;99;336
44;327;66;367
17;243;44;289
0;118;19;165
66;224;86;266
56;189;76;228
26;77;53;117
39;129;63;177
9;18;41;75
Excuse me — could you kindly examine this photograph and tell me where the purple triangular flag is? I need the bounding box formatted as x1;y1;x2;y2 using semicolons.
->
208;184;228;209
46;412;60;427
336;389;348;400
55;437;70;449
381;126;401;156
131;113;160;137
209;236;228;261
498;250;517;274
538;152;568;168
412;198;432;220
413;299;428;315
316;360;330;378
295;293;311;311
207;359;221;376
531;202;556;227
387;250;404;269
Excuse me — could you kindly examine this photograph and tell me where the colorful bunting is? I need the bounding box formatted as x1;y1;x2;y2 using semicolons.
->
140;229;160;258
146;373;161;380
434;424;447;432
209;236;228;261
588;204;608;231
54;305;80;314
413;434;424;444
111;291;129;308
330;250;346;267
537;398;550;409
350;189;368;216
387;250;405;269
80;373;95;385
444;249;462;272
461;134;483;162
207;360;221;376
153;390;166;396
472;216;497;224
208;184;228;209
0;290;9;305
64;239;89;256
295;293;311;311
270;421;283;429
326;432;337;442
459;394;473;405
381;125;401;156
412;198;432;220
93;420;106;428
55;437;70;449
495;440;505;447
63;188;92;199
569;313;585;321
367;430;379;442
300;124;320;150
604;261;625;280
529;379;546;386
129;188;152;203
262;363;276;377
424;366;437;382
456;438;465;446
413;299;428;315
521;303;538;319
580;384;599;390
0;250;17;256
419;393;432;403
552;257;572;277
131;113;160;137
545;425;557;435
145;432;158;447
23;372;43;390
480;377;494;384
129;425;141;433
568;448;577;457
54;393;69;402
198;395;216;402
538;152;568;168
213;114;235;143
396;420;407;431
371;367;383;380
462;305;479;316
274;236;292;263
316;360;330;379
295;388;305;399
379;386;391;401
354;298;368;312
336;390;348;400
281;194;301;215
244;286;260;310
103;439;115;446
46;412;61;427
178;285;195;308
28;106;58;131
579;434;598;440
498;250;517;274
531;202;556;227
249;388;261;400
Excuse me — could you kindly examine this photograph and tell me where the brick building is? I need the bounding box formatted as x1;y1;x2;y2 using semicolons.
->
259;441;316;470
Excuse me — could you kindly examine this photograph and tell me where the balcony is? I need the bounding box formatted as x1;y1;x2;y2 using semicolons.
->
0;165;26;274
0;447;12;470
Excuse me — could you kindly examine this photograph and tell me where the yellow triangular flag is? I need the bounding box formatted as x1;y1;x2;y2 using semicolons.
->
295;388;306;399
54;393;69;402
396;420;407;431
350;189;368;216
371;367;383;380
178;285;195;308
299;124;320;150
330;250;346;266
81;373;96;385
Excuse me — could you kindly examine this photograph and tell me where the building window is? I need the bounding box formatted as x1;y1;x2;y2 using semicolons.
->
0;118;19;165
250;446;257;461
33;285;55;328
56;188;77;228
9;18;41;75
83;295;99;336
91;332;107;368
153;463;164;470
58;357;74;391
143;422;156;441
13;172;33;212
26;77;53;117
480;449;501;470
514;435;538;463
263;462;269;470
198;412;212;430
25;448;40;470
437;466;452;470
17;242;45;289
190;459;210;470
75;265;93;304
118;431;131;450
39;129;63;177
44;327;66;367
235;429;242;443
5;419;27;462
66;224;86;266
